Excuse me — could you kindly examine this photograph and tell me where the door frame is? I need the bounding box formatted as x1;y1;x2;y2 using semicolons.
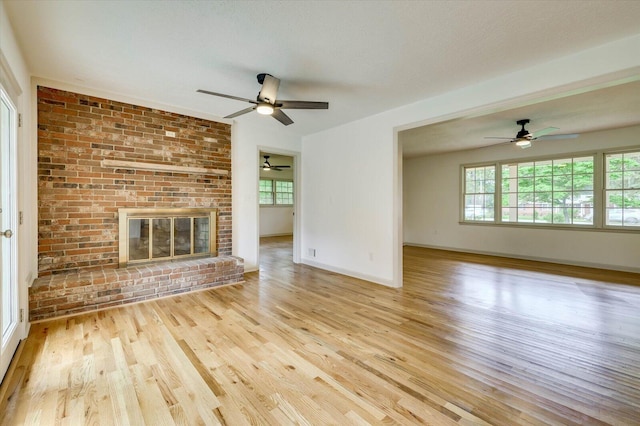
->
256;146;301;265
0;80;20;382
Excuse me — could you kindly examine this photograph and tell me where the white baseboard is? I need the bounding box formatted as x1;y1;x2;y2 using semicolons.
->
300;258;398;288
404;242;640;274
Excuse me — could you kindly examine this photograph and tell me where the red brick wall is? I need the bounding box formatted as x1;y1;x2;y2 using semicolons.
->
37;86;232;275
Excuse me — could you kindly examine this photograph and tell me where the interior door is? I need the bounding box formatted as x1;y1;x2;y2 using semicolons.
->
0;88;18;382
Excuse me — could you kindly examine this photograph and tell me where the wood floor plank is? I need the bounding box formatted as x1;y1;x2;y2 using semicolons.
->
1;236;640;425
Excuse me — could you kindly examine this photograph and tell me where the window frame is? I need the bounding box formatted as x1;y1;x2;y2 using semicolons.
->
461;164;496;222
499;155;595;226
259;178;294;207
259;179;274;205
603;148;640;229
460;147;640;232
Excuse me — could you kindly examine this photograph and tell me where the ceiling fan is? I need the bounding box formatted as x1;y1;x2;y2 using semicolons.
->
197;73;329;126
485;119;579;149
261;155;290;171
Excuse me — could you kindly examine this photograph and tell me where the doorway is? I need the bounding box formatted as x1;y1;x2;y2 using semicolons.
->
258;151;296;269
0;86;19;382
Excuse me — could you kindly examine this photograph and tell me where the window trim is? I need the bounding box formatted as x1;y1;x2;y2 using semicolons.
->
460;146;640;232
259;178;294;207
602;147;640;229
460;163;497;222
500;155;596;227
259;178;274;205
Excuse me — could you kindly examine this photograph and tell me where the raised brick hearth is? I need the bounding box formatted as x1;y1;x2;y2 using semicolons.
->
30;256;244;321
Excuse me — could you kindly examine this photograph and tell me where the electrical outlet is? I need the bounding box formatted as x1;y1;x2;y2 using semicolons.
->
165;130;176;137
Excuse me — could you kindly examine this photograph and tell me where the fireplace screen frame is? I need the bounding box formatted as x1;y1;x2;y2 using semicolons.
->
118;207;217;267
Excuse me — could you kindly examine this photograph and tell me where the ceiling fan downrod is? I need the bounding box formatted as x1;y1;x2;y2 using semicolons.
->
516;119;531;139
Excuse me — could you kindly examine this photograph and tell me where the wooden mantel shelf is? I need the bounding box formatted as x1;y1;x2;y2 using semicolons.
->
101;159;228;176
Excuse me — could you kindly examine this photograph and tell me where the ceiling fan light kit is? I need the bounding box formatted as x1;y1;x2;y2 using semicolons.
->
485;118;579;149
256;103;274;115
198;73;329;126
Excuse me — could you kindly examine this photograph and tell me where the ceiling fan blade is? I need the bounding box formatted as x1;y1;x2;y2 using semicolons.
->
278;100;329;110
258;74;280;104
272;109;294;126
271;165;290;168
197;89;257;104
225;106;256;119
531;126;559;138
535;133;580;141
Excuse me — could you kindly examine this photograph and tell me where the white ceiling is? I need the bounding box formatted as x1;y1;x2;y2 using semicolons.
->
5;1;640;149
401;79;640;157
259;152;294;179
260;153;293;168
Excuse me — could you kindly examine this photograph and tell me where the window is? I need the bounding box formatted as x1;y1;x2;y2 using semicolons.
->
604;150;640;227
259;179;293;206
501;156;594;225
259;179;274;204
463;154;604;228
463;165;495;221
275;180;293;205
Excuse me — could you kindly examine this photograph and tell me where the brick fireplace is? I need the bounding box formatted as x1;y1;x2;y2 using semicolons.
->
30;86;243;321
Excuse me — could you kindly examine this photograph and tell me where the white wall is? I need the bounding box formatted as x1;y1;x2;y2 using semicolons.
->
260;207;293;237
302;118;398;286
404;125;640;272
1;0;36;337
301;34;640;288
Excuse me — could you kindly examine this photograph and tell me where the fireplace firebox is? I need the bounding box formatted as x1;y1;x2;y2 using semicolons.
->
118;208;217;267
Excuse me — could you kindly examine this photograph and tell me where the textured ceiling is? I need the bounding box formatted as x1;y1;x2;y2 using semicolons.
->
259;153;293;167
5;1;640;144
401;79;640;156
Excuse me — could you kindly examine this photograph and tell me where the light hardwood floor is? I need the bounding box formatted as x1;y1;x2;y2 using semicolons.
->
1;236;639;425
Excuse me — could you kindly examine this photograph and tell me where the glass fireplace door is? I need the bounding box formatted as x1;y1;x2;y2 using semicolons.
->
122;210;216;266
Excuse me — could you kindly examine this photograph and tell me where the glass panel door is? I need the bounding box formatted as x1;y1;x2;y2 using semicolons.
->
152;218;171;259
0;88;19;382
128;218;149;261
194;217;210;254
173;217;192;256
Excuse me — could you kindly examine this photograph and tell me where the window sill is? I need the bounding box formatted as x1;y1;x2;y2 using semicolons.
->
459;221;639;233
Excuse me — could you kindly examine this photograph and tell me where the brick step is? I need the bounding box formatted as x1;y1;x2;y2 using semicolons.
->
29;256;244;321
